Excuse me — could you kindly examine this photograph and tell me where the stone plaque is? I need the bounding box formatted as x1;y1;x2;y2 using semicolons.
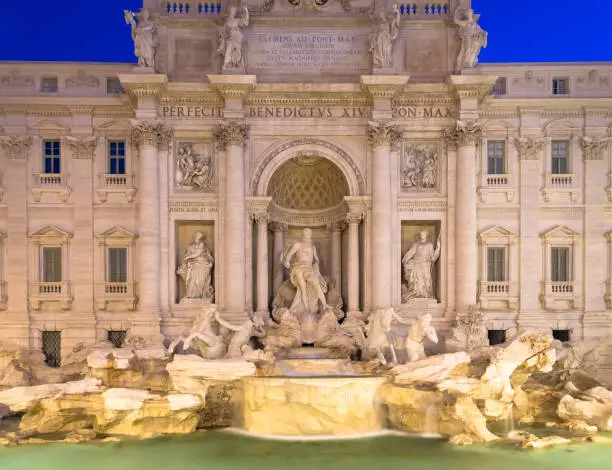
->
247;33;370;73
174;38;213;73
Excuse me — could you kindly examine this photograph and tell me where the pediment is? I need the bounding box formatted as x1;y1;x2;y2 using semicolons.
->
95;119;133;132
540;225;581;240
96;225;137;244
479;225;516;240
30;225;72;243
29;119;69;131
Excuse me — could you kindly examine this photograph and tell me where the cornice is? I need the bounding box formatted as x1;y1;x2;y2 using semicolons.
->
360;76;409;100
247;94;371;107
160;95;223;106
393;94;456;107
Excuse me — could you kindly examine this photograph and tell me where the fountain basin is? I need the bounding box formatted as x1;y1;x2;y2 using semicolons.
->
241;376;388;436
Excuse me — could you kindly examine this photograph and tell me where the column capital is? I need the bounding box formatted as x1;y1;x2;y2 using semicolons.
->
214;120;249;150
157;126;174;151
270;221;288;233
0;135;33;159
66;135;99;159
251;213;270;224
442;120;483;148
130;120;170;149
327;221;347;233
367;120;402;148
513;135;545;161
345;213;362;224
580;136;610;161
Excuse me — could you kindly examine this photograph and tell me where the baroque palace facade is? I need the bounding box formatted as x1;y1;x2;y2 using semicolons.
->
1;0;612;379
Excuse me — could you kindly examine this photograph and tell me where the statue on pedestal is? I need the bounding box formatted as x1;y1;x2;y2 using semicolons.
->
217;6;249;71
124;9;157;69
369;4;401;68
453;8;488;70
402;230;440;302
176;231;214;302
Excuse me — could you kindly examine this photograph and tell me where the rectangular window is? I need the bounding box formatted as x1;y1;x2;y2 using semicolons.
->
108;247;128;283
108;330;127;348
41;77;58;93
491;77;507;97
42;247;62;282
553;330;571;342
553;78;570;95
487;140;506;175
488;330;507;346
106;77;123;95
551;247;570;282
551;140;569;174
487;247;506;282
42;331;61;367
108;141;126;175
43;140;61;174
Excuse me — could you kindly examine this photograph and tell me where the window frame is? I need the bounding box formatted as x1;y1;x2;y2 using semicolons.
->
106;77;123;95
486;140;506;175
551;139;570;175
486;246;507;282
107;246;128;283
41;246;63;283
550;246;571;282
552;77;570;96
43;139;62;174
40;76;58;93
108;140;127;175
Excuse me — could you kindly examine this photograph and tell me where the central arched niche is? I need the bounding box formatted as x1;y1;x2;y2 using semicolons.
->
267;155;349;211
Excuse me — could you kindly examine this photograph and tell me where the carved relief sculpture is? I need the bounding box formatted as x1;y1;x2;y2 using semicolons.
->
369;4;400;69
402;143;438;190
0;69;34;87
512;71;546;90
402;229;440;302
513;136;545;160
217;6;249;72
176;231;214;302
453;7;488;70
65;70;100;88
175;143;215;191
580;136;610;161
577;70;611;89
124;8;158;69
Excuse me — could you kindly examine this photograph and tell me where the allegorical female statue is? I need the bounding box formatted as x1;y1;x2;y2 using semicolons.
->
402;230;441;300
177;231;214;302
217;6;249;71
369;4;400;68
453;7;488;69
124;9;157;69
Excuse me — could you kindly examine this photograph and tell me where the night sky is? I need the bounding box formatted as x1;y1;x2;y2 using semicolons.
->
0;0;609;64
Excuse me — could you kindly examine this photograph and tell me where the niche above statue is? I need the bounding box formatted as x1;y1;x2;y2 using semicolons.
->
175;221;215;305
401;221;441;305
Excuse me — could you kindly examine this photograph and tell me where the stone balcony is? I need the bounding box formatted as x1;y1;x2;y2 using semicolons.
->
31;173;71;203
542;173;580;202
95;281;137;311
541;281;581;311
29;281;73;310
96;173;136;203
478;281;518;311
477;173;515;203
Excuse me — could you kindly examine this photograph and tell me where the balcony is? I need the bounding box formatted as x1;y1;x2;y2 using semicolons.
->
95;281;137;311
542;173;579;202
477;173;515;203
29;281;73;310
541;281;581;311
96;173;136;203
31;173;71;202
478;281;518;311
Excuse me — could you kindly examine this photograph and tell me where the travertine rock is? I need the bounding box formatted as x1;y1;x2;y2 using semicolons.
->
19;394;102;434
521;435;572;449
557;387;612;431
391;352;471;384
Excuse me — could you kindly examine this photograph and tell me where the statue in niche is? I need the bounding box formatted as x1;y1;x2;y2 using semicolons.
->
402;230;440;301
217;6;249;71
404;313;438;363
453;8;488;70
175;144;214;191
124;9;157;69
281;228;329;343
369;4;401;68
176;231;214;302
402;144;438;190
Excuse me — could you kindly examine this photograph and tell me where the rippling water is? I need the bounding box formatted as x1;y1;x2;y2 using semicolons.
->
1;431;612;470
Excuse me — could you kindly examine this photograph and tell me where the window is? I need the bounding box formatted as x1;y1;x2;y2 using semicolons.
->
487;141;506;175
488;330;506;346
42;246;62;282
491;77;507;97
43;140;61;174
109;141;126;175
551;247;570;282
487;247;506;282
41;77;58;93
553;330;571;342
106;77;123;95
551;140;569;174
42;331;61;367
108;330;127;348
552;78;570;95
108;247;127;282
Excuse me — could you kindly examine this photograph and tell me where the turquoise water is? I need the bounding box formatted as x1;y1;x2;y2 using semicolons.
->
1;431;612;470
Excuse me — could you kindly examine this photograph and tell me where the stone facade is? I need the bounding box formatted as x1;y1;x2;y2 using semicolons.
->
1;0;612;382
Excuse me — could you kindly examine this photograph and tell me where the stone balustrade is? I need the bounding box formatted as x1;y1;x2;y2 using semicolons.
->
164;1;222;15
96;173;136;203
29;281;73;310
95;282;138;311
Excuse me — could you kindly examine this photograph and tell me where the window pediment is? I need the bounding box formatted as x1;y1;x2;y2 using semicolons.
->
540;225;581;243
28;119;69;132
478;225;517;244
96;226;137;246
30;225;72;245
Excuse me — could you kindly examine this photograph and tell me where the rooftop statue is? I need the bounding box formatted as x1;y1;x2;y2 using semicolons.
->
369;4;401;69
454;7;488;70
124;8;158;70
217;6;250;72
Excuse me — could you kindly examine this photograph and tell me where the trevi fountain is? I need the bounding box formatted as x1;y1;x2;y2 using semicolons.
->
1;0;612;468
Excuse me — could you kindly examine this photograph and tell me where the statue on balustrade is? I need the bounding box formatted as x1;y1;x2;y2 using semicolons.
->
369;4;401;68
177;231;214;302
124;8;157;69
453;7;488;69
402;230;440;302
217;6;249;71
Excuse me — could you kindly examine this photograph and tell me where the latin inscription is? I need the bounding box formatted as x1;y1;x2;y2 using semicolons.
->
247;33;370;72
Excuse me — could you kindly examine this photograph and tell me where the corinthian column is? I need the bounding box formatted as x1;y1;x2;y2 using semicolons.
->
327;222;345;289
214;120;249;323
253;213;270;316
368;121;401;310
443;120;482;312
345;212;362;314
270;222;287;292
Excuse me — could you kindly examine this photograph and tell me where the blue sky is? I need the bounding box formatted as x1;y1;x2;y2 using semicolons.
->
0;0;609;64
